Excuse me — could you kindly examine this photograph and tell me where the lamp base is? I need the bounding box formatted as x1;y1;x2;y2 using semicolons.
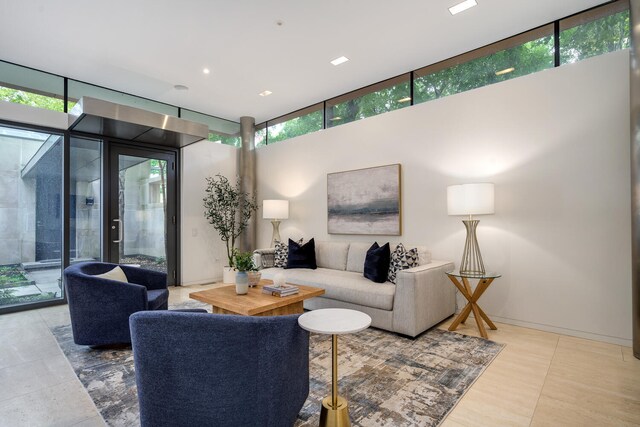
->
460;219;485;275
270;220;281;247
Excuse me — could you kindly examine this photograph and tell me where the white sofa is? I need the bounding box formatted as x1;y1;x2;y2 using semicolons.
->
253;241;455;337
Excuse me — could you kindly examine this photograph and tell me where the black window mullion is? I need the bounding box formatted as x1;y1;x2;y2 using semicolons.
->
554;21;561;67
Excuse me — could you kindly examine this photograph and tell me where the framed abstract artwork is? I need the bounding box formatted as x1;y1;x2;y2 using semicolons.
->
327;164;401;235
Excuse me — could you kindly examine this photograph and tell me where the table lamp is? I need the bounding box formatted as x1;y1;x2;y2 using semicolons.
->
263;199;289;247
447;183;494;275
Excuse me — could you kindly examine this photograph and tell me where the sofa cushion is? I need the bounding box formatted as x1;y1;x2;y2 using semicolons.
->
316;241;349;271
388;243;419;284
346;242;372;273
286;238;317;269
274;238;303;267
93;265;128;283
260;267;395;311
364;242;390;283
391;244;431;266
274;240;288;268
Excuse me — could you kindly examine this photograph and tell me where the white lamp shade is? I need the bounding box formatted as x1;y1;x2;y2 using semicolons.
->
447;183;495;216
263;199;289;219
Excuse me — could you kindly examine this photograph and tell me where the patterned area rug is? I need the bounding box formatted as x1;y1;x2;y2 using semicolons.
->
51;304;503;427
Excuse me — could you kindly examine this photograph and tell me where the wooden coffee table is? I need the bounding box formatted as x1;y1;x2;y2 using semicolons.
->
189;279;325;316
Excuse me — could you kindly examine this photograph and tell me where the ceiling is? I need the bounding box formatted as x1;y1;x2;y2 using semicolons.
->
0;0;606;124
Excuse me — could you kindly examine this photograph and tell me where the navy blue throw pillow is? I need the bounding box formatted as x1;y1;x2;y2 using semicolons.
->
285;238;317;269
364;242;390;283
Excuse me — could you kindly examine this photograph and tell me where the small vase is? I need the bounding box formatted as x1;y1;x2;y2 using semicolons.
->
235;271;249;295
223;266;235;284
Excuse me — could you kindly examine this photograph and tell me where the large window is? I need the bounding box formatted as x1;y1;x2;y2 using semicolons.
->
0;62;65;112
208;132;241;147
267;104;323;144
255;123;267;147
182;109;241;147
0;125;63;309
414;25;554;104
560;0;630;64
326;75;411;128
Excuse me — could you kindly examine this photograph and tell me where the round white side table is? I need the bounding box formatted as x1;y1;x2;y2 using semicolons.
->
298;308;372;427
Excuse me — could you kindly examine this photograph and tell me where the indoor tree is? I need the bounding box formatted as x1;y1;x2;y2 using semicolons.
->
203;174;257;268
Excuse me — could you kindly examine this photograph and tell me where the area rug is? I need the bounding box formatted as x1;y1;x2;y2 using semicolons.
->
51;304;503;427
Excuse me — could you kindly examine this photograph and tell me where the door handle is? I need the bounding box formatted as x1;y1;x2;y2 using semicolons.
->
112;218;123;243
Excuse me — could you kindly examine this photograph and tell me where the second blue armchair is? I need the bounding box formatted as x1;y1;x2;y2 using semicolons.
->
130;311;310;427
64;262;169;346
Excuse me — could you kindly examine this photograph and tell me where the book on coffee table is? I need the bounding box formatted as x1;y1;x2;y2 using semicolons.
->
263;284;299;297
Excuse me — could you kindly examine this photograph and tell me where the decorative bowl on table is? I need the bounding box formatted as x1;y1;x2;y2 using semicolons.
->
248;271;262;287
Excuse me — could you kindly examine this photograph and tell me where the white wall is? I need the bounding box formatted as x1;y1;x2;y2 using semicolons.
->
255;50;631;345
0;101;68;130
180;140;238;285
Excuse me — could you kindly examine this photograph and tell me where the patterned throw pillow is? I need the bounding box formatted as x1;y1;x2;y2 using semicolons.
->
274;238;303;268
388;243;419;284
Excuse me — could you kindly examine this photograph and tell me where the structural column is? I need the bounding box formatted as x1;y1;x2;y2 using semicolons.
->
239;116;257;252
630;0;640;359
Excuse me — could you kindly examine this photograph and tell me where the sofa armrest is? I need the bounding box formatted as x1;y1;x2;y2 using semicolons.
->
120;265;168;291
253;248;276;269
392;260;456;337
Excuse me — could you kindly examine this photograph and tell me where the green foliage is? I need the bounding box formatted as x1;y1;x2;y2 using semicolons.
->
414;36;554;104
267;110;323;144
0;265;30;288
560;10;630;64
208;133;241;147
328;81;411;127
233;251;255;272
0;86;65;112
203;174;258;267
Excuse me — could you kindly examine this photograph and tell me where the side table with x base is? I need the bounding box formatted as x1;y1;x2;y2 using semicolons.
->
446;271;500;339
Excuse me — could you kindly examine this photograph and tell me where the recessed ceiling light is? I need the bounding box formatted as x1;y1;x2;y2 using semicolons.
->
259;90;273;97
449;0;477;15
495;67;515;76
397;97;412;103
174;84;189;91
203;68;210;74
329;117;343;121
330;56;349;66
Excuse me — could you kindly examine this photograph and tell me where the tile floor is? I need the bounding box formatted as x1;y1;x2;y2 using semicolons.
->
0;283;638;426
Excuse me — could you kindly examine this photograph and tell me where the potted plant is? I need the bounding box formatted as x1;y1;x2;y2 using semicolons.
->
233;251;255;295
203;174;258;284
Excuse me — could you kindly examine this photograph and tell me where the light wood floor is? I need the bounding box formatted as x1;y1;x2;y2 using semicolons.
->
437;317;640;426
0;283;638;426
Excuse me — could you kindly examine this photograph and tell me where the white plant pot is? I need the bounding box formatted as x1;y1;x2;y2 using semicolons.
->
223;266;236;284
235;271;249;295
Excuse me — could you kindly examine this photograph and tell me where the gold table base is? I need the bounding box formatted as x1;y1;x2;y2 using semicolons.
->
319;334;351;427
319;395;350;427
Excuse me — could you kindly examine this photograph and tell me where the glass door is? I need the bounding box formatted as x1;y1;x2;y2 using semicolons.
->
108;145;177;285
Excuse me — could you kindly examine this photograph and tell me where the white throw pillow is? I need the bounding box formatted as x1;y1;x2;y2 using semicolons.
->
93;266;129;283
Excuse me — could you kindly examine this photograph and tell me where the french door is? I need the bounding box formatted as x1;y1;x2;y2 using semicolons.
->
107;144;177;285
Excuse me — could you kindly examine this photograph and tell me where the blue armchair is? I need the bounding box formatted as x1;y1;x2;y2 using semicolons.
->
129;311;310;427
64;262;170;346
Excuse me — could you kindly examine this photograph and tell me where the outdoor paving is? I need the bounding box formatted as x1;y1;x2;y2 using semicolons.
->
5;268;61;298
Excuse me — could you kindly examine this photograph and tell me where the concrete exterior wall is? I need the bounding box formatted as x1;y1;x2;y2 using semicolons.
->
0;135;40;265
